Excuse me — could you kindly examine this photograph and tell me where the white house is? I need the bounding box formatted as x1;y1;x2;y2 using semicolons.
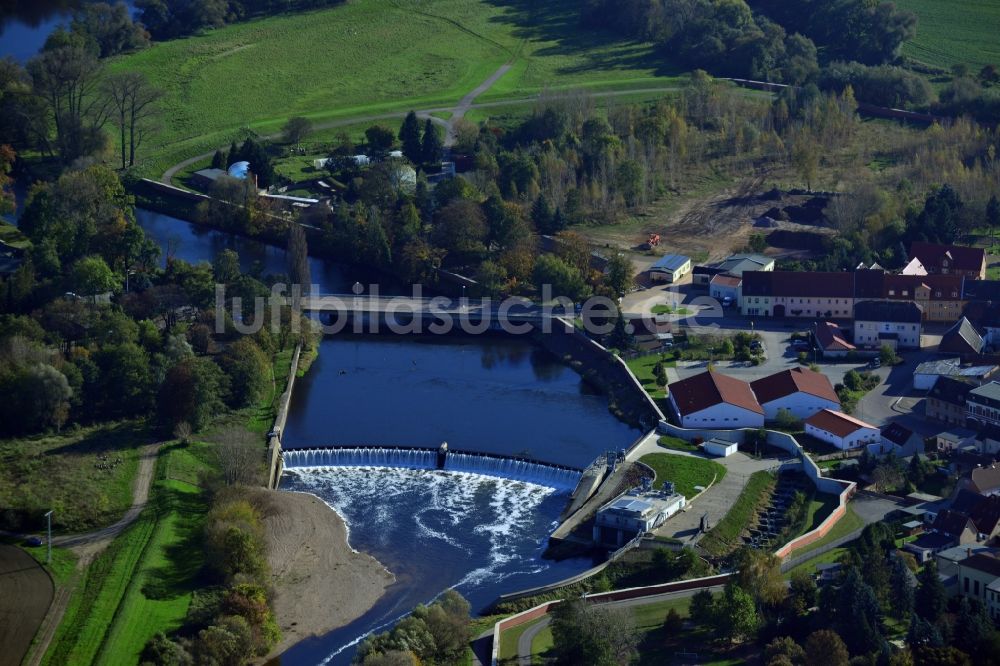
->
914;358;962;391
956;553;1000;622
649;254;692;283
869;422;924;458
709;274;741;304
749;367;840;421
593;488;686;547
853;300;923;349
804;409;880;450
668;371;764;429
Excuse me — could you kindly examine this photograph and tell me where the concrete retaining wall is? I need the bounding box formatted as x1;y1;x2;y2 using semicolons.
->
656;420;857;562
266;344;302;489
490;573;733;665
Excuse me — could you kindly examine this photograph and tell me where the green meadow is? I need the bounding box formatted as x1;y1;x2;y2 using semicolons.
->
897;0;1000;70
110;0;680;176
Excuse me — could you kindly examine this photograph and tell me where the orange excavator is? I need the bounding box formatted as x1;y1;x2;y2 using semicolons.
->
646;233;660;248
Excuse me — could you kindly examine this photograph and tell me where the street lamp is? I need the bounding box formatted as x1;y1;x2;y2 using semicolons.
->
44;510;53;564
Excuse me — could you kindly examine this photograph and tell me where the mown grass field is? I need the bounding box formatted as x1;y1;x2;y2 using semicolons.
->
898;0;1000;70
0;421;148;533
42;441;214;666
110;0;680;177
638;453;727;499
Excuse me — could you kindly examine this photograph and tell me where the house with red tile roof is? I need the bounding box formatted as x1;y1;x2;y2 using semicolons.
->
667;370;764;429
804;409;880;450
815;321;855;357
750;367;840;421
910;241;986;280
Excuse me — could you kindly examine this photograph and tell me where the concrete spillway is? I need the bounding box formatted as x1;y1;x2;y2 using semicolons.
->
281;446;582;490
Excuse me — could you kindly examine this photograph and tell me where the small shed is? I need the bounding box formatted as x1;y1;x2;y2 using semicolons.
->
703;438;738;458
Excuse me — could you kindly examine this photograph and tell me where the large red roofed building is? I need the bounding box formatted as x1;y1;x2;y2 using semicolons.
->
667;370;764;429
804;409;880;450
750;367;840;421
909;241;986;280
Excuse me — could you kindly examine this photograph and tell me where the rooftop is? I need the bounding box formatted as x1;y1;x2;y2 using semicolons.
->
804;409;878;438
815;321;855;352
750;367;839;405
742;270;854;298
907;532;956;550
669;371;763;416
910;241;985;273
915;358;961;376
928;376;976;405
716;254;774;277
961;553;1000;578
881;422;915;446
940;317;984;354
650;254;691;272
854;299;923;323
969;382;1000;402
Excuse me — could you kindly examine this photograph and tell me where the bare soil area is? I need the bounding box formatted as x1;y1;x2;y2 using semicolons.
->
257;490;394;658
0;545;53;666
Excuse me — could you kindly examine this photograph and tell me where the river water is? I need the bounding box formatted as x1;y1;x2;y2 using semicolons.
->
0;1;138;63
132;210;638;664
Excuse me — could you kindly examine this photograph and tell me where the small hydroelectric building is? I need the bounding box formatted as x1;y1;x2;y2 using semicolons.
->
593;481;686;547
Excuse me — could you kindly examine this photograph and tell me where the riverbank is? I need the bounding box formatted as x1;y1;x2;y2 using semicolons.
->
259;489;394;659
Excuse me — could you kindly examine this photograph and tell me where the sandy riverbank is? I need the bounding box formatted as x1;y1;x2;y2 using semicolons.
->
257;489;394;658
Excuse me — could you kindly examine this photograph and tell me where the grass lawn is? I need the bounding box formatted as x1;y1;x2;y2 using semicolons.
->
699;470;775;557
650;304;692;315
499;617;544;665
897;0;1000;70
787;492;840;541
638;453;727;499
530;624;552;664
625;354;674;399
110;0;682;177
0;420;149;533
0;220;31;249
784;505;865;568
657;435;699;453
43;440;216;666
244;346;294;434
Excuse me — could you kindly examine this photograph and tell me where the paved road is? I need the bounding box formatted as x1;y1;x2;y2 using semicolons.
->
446;64;512;145
514;585;727;664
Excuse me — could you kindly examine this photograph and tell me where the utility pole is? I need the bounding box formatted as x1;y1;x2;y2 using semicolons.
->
44;510;53;564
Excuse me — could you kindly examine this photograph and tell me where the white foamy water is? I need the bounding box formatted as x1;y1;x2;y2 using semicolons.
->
279;466;587;665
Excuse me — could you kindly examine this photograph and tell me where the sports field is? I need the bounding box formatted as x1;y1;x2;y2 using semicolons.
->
897;0;1000;70
0;545;53;666
110;0;678;175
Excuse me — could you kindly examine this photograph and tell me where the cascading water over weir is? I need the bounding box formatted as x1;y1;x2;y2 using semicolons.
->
281;443;583;490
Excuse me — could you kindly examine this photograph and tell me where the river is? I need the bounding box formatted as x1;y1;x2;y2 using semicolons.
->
0;1;137;63
134;210;638;664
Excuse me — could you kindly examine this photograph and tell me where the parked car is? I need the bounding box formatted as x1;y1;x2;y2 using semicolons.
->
790;339;811;351
24;536;42;547
267;427;281;440
869;358;881;369
721;296;734;308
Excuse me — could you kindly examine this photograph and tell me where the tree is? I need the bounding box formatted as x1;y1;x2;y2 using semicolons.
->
804;630;849;666
953;596;994;658
432;199;488;262
365;125;395;153
102;71;162;169
791;133;820;191
531;193;555;233
72;255;118;300
787;569;817;616
211;149;225;169
889;554;915;620
551;597;639;666
735;548;786;608
421;118;442;164
398;111;422;163
608;308;633;351
94;342;153;417
215;428;264;486
915;559;946;622
212;248;240;285
834;567;884;654
689;588;715;625
713;582;758;643
0;145;14;216
218;337;270;408
70;2;148;57
158;357;227;431
533;254;590;301
873;461;904;493
282;116;312;148
605;253;634;298
765;636;806;665
27;44;108;163
288;224;311;296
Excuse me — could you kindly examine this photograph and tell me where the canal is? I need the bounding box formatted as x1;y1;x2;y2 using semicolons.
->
136;211;638;664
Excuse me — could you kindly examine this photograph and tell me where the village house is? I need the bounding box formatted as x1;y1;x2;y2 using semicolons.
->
967;382;1000;430
749;367;840;421
957;463;1000;497
853;300;922;349
956;553;1000;621
927;377;977;426
939;317;985;355
740;271;854;318
709;273;742;304
909;241;987;280
803;409;880;450
815;321;856;357
667;371;764;429
872;422;924;458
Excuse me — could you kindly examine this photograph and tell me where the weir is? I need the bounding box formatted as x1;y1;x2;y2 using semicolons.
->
281;446;583;490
